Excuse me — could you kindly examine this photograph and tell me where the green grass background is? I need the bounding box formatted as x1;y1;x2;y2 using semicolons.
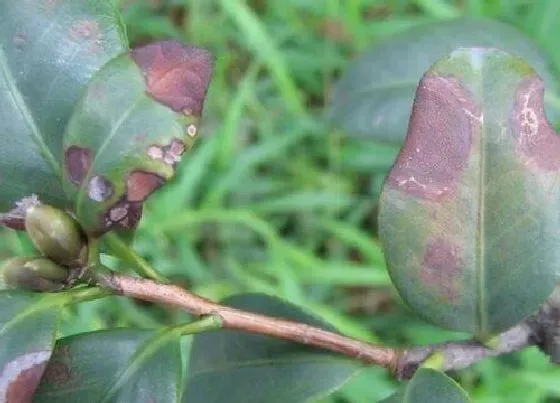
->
3;0;560;401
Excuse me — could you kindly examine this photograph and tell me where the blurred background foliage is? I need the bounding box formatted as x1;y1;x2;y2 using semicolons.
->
2;0;560;401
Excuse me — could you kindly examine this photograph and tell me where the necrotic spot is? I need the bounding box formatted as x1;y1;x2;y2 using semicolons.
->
87;176;114;202
387;74;479;201
421;237;463;301
126;171;164;202
65;146;92;186
131;40;214;115
0;351;50;403
511;76;560;171
102;199;143;231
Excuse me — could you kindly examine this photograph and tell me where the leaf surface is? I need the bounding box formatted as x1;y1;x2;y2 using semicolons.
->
379;48;560;336
381;368;470;402
330;19;560;143
0;290;64;402
62;40;213;234
184;293;360;403
0;1;127;210
34;328;183;403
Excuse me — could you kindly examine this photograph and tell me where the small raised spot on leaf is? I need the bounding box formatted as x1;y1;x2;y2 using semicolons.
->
387;74;478;201
512;76;560;171
147;145;164;160
65;146;92;186
131;40;213;115
126;171;164;202
109;205;129;222
147;139;187;166
421;237;462;301
102;199;143;231
87;176;113;202
168;138;186;156
0;351;50;403
163;138;186;165
186;124;197;138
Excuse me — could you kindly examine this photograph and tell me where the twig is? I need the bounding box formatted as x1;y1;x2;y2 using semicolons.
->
93;270;560;379
96;270;399;371
395;322;534;379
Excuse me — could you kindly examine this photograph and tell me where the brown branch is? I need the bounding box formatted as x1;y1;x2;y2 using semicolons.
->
395;322;534;379
95;271;560;380
98;271;398;371
397;287;560;379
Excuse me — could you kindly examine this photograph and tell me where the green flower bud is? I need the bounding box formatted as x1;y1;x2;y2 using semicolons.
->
2;257;69;292
25;205;87;266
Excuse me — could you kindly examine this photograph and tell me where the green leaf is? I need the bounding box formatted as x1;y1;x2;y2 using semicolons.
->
0;290;64;402
330;18;560;143
524;0;560;76
34;328;183;403
378;48;560;337
62;40;214;235
381;368;470;402
0;1;128;210
184;293;360;403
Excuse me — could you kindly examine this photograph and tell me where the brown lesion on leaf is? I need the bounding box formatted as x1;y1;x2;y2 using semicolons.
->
65;146;93;186
102;198;143;231
387;74;480;201
421;237;463;301
131;40;214;116
41;345;75;388
126;171;164;202
87;175;114;202
146;138;187;167
511;76;560;171
0;350;50;403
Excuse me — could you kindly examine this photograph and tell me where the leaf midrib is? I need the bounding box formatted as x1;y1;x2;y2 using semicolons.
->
476;83;487;336
0;47;61;178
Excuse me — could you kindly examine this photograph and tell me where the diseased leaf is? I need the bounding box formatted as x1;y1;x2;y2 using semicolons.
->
0;290;64;402
184;293;360;403
62;40;213;235
330;19;560;143
34;328;183;403
0;1;128;211
379;48;560;337
381;368;470;403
